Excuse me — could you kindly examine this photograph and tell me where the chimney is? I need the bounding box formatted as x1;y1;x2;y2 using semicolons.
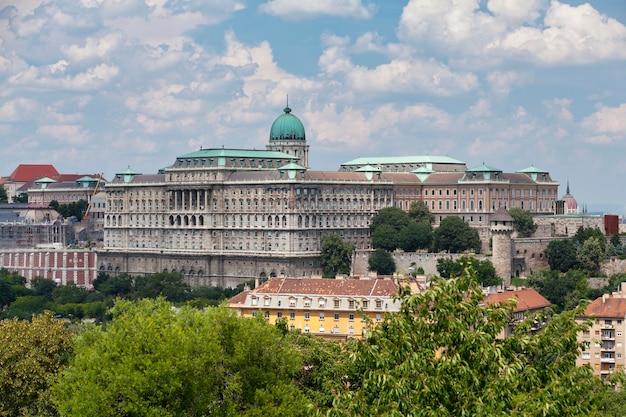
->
254;278;259;289
603;293;609;304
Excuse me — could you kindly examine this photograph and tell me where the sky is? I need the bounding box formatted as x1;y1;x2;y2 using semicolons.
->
1;0;625;211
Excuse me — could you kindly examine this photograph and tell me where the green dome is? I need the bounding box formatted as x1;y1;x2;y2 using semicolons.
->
269;107;305;141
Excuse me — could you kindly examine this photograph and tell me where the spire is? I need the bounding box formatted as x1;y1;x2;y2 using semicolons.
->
566;180;570;195
284;95;291;114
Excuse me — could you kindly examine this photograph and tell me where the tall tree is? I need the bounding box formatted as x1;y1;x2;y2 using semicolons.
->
321;233;355;278
371;223;399;251
368;249;396;275
0;185;8;203
327;260;605;416
508;207;537;238
398;221;433;252
408;201;435;226
545;239;578;272
369;207;410;235
0;312;75;417
433;216;481;253
53;299;310;416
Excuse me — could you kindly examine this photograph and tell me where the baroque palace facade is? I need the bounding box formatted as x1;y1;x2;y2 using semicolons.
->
99;106;559;287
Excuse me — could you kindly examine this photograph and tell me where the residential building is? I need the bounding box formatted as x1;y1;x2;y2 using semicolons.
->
228;276;402;340
577;283;626;379
483;288;552;338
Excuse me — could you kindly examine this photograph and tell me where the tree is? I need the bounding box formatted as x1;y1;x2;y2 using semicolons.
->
327;260;605;416
370;207;410;235
527;269;589;311
93;272;134;298
31;276;58;300
132;271;191;302
13;192;28;203
545;239;578;272
53;299;310;416
437;256;501;287
398;221;433;252
508;207;537;238
577;237;605;276
321;233;355;278
433;216;481;253
371;223;398;251
0;185;8;203
574;226;606;251
408;201;434;226
0;312;75;417
368;249;395;275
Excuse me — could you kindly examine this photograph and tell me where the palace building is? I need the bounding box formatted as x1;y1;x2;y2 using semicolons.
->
98;106;560;287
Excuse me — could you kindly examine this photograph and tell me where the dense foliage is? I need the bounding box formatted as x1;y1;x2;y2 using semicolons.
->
367;248;396;275
436;255;501;287
370;204;434;252
508;207;538;238
0;312;75;416
433;216;481;253
320;233;355;278
327;259;607;416
544;226;609;275
49;199;89;221
0;185;8;203
0;269;250;320
53;299;311;416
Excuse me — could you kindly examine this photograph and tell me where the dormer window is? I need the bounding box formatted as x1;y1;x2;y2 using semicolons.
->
251;296;258;306
318;298;326;308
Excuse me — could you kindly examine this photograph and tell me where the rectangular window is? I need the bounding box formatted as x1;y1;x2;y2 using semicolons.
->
277;312;282;318
304;312;310;320
319;312;325;321
376;300;382;309
362;300;368;309
334;313;340;321
349;313;354;322
334;299;340;308
349;300;355;309
289;312;295;320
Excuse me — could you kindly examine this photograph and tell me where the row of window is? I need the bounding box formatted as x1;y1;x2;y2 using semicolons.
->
251;297;385;309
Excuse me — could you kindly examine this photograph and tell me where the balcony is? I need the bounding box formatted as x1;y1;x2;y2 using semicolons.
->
600;357;615;363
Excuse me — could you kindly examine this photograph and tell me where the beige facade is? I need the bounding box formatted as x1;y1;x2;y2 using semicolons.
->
577;283;626;379
99;108;560;285
228;276;402;340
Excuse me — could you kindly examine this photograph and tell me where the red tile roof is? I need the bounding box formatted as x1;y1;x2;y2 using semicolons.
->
9;164;59;182
483;288;551;313
583;296;626;318
228;290;249;306
249;277;399;297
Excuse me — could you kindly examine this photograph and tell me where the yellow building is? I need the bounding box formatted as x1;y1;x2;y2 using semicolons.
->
577;283;626;379
228;277;402;340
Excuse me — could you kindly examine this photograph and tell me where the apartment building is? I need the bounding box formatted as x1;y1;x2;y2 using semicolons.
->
577;283;626;379
228;276;402;340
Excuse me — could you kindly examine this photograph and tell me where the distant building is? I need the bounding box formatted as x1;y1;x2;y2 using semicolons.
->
483;288;552;338
577;283;626;379
561;182;579;215
0;204;67;249
228;276;402;340
1;164;60;202
27;175;105;206
99;106;560;286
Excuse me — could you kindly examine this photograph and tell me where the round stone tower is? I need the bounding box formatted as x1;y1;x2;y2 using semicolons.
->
266;105;309;168
490;207;514;287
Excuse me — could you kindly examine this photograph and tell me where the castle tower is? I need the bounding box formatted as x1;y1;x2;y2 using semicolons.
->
266;105;309;168
490;207;514;287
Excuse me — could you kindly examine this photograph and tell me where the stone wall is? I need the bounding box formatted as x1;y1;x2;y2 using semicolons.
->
97;250;322;288
534;215;604;237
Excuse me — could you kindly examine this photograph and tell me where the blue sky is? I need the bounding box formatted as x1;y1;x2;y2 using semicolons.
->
1;0;625;210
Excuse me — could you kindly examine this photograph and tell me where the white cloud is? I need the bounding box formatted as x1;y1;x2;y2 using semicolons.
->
259;0;375;19
399;0;626;65
36;124;89;145
581;104;626;144
0;98;40;122
346;59;478;96
8;63;119;90
62;33;123;62
486;70;529;94
543;98;573;122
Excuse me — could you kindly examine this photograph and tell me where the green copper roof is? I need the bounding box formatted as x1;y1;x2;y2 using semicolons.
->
355;164;381;172
269;107;306;141
341;155;465;166
35;177;57;183
116;166;142;175
76;175;98;182
278;162;307;170
467;163;501;172
178;148;297;160
411;166;435;174
516;164;548;174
